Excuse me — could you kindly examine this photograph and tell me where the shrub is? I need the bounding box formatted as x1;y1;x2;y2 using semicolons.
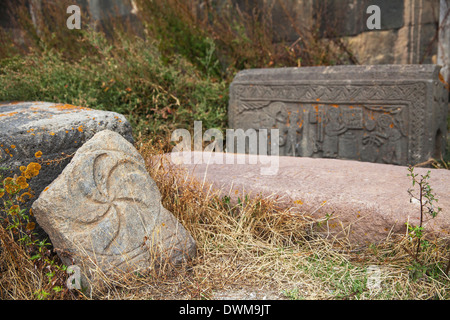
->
0;31;228;143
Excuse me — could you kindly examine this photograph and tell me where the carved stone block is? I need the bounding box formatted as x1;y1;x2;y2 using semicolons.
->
32;130;196;275
229;65;449;166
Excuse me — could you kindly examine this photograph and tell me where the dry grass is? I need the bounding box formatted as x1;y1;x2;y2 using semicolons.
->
0;222;75;300
134;0;356;73
0;225;37;300
124;137;450;300
1;137;450;300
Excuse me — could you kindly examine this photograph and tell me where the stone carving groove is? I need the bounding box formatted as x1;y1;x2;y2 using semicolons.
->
68;151;158;261
32;130;196;274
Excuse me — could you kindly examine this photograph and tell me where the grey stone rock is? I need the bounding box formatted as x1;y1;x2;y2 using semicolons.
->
229;65;449;166
0;102;133;188
32;130;196;275
210;1;438;65
0;101;134;239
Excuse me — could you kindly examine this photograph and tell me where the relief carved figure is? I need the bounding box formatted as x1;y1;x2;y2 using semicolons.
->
235;99;410;164
377;114;406;165
308;106;325;154
322;108;347;158
362;111;406;164
263;102;304;156
284;113;303;157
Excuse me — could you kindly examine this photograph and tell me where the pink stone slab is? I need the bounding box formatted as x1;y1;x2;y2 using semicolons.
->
168;152;450;245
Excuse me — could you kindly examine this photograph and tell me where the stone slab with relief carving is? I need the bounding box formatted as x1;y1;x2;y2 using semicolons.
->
229;65;448;166
32;130;196;274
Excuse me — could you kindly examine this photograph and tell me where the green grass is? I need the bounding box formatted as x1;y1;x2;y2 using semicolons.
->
0;30;228;142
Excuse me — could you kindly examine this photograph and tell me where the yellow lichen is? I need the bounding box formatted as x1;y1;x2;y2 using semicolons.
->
50;104;90;111
0;112;19;118
23;162;41;179
16;176;29;189
19;192;33;202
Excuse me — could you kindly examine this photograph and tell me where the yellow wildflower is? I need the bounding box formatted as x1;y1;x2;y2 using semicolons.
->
19;192;33;202
9;205;20;216
26;222;36;231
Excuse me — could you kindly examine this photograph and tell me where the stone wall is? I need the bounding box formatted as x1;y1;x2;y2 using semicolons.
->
438;0;450;86
0;0;448;81
196;0;448;82
257;0;441;66
0;0;137;34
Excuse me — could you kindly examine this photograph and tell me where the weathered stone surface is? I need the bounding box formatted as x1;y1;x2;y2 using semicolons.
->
229;65;449;166
315;0;404;37
1;1;440;66
0;101;134;228
32;130;196;274
170;151;450;245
